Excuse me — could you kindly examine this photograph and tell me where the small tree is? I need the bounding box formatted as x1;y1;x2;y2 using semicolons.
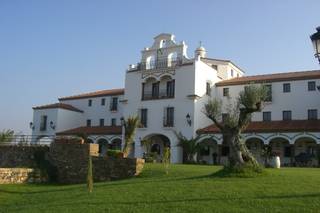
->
87;154;93;193
175;132;201;163
204;84;268;171
122;115;139;158
163;147;170;174
0;129;14;143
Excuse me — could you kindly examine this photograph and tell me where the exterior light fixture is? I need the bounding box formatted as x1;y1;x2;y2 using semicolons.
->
50;121;56;130
186;113;192;126
29;122;35;130
310;26;320;64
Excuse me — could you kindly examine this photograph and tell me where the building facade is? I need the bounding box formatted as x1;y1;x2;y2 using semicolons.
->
31;33;320;166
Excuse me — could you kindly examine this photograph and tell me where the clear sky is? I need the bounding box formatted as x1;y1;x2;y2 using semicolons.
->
0;0;319;134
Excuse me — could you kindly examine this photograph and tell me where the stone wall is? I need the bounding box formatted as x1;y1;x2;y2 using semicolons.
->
0;141;144;184
49;142;144;184
0;145;49;168
0;168;45;184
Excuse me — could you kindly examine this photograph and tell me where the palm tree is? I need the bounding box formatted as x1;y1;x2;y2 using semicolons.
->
0;129;14;143
175;132;201;163
122;115;139;158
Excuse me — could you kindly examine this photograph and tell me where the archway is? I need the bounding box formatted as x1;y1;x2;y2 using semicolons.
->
142;134;170;162
167;52;177;67
269;137;290;166
245;138;264;165
110;138;122;150
197;138;219;164
146;55;156;70
97;138;109;156
294;137;318;167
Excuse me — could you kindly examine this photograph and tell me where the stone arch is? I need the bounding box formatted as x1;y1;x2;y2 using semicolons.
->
198;135;223;145
269;137;291;166
167;52;178;67
198;138;219;164
267;135;291;144
245;137;264;164
293;134;319;144
97;138;109;156
294;137;318;164
245;135;266;144
110;138;122;150
142;133;171;162
146;55;156;70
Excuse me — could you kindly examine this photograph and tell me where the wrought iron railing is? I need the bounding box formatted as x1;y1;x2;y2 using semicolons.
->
137;58;182;71
142;89;174;100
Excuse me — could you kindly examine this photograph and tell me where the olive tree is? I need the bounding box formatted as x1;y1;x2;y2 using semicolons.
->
204;84;268;170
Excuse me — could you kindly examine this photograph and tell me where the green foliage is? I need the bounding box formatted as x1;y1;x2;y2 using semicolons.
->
0;129;14;143
239;84;268;111
106;149;123;158
214;163;266;178
163;147;170;174
33;150;58;182
123;115;139;157
175;132;201;163
87;154;93;193
144;152;157;163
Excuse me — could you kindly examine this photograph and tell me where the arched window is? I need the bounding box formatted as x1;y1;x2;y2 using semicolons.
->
160;40;167;48
167;52;177;67
146;55;156;70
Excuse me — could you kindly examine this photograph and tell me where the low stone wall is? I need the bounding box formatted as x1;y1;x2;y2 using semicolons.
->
49;142;144;184
0;168;45;184
0;145;49;168
0;141;145;184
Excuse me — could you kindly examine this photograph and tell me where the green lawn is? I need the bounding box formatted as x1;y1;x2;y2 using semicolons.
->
1;164;320;212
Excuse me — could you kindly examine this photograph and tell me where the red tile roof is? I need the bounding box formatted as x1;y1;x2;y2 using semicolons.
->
56;126;122;135
197;120;320;134
58;88;124;101
32;103;83;113
216;70;320;86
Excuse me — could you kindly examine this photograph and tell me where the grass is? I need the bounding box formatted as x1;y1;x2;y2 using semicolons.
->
0;164;320;212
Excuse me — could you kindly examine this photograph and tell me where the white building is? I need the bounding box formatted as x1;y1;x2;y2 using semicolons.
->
31;33;320;166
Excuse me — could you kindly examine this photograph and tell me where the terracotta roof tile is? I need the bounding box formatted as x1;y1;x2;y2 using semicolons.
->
197;120;320;134
216;70;320;86
58;88;124;101
56;126;122;135
32;103;83;113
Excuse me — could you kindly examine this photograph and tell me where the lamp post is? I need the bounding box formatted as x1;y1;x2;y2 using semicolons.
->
310;26;320;64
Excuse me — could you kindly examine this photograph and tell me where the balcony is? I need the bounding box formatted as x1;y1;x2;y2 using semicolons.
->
129;57;182;72
142;89;174;101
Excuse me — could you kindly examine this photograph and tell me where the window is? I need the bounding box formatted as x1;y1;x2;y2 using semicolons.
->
88;99;92;107
282;111;292;121
231;69;234;77
111;118;116;126
40;115;47;131
212;65;218;70
200;146;210;156
206;82;211;96
308;81;316;91
101;98;105;106
308;109;318;120
152;82;159;98
263;111;271;122
99;119;104;127
223;88;229;97
283;83;291;93
110;97;118;111
86;119;91;127
222;113;229;123
166;80;175;98
140;108;148;127
264;85;272;102
164;107;174;127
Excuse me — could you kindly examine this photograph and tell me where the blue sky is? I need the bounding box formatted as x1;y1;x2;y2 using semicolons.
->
0;0;319;134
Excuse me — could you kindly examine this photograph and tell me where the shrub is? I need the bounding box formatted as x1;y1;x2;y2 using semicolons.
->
107;149;123;158
33;150;58;182
144;152;157;163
